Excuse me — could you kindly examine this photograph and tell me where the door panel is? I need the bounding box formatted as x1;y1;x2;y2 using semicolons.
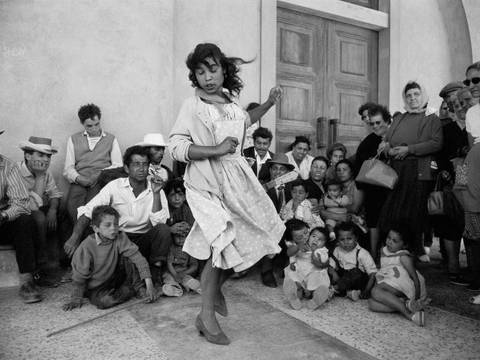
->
277;8;322;153
276;7;378;157
327;22;378;156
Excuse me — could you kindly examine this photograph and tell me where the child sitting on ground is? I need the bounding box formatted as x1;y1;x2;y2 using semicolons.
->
280;179;324;229
369;225;430;326
320;179;352;240
329;221;377;301
161;179;200;296
63;205;156;310
283;220;332;310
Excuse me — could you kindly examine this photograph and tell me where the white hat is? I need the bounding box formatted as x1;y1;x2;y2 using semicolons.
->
19;136;58;155
136;133;167;147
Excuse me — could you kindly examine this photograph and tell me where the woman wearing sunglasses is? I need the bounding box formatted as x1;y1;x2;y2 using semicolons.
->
377;81;443;263
464;61;480;100
463;61;480;297
354;104;392;260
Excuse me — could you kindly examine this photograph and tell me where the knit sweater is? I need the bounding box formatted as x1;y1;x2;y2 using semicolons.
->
71;131;115;179
71;232;151;289
385;112;443;181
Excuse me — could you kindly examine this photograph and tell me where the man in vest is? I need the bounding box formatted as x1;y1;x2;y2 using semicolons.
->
63;103;123;223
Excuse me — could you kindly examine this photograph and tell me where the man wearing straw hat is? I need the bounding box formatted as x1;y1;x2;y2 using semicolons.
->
0;130;42;303
136;133;173;186
18;136;63;285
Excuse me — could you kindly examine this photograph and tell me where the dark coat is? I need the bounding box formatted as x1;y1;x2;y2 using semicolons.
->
243;146;274;183
267;183;292;213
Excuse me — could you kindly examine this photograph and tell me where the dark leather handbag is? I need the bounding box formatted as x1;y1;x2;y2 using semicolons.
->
427;176;444;215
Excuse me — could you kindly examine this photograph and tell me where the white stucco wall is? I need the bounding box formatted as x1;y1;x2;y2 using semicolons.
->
462;0;480;61
0;0;175;193
172;0;262;129
0;0;475;195
388;0;471;113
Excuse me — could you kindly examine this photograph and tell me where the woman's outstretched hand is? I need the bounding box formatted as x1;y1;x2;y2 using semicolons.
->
216;136;239;156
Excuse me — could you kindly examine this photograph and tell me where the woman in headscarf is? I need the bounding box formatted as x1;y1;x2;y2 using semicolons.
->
377;81;443;261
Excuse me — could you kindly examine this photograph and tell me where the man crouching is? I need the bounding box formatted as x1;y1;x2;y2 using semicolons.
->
63;205;157;310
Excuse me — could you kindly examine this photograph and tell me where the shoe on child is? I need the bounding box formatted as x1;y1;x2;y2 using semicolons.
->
346;289;361;302
410;311;425;327
162;283;183;297
469;294;480;305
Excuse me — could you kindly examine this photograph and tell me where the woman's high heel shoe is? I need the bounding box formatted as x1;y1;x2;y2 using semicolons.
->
195;315;231;345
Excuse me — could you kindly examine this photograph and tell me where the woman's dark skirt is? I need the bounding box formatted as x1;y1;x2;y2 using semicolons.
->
378;159;433;255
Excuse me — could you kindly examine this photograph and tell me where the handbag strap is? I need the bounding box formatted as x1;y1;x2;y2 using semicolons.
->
434;174;443;191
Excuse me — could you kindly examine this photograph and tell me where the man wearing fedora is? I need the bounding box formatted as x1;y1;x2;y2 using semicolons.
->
260;153;296;287
0;130;43;303
136;133;173;186
63;103;122;224
19;136;63;283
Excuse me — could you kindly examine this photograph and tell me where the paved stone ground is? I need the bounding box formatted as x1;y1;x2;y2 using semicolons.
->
1;269;479;360
0;239;478;360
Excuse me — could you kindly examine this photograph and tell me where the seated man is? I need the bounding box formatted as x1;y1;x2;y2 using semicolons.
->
64;146;172;273
0;131;42;303
243;126;274;183
18;136;63;275
63;103;123;223
136;133;173;185
260;153;296;288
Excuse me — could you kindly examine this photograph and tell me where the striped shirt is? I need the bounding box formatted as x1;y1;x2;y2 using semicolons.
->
18;161;62;210
0;155;31;220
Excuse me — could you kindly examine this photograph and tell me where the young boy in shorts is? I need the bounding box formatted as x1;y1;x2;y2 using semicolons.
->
329;221;377;301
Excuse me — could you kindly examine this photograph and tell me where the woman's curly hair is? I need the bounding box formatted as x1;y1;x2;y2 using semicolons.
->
186;43;252;96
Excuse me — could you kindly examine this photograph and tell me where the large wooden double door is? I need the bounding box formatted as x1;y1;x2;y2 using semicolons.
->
276;7;378;156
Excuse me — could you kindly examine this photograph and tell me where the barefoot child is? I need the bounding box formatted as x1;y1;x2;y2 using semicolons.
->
283;221;331;310
62;205;156;311
329;222;377;301
162;179;200;296
280;179;325;229
369;226;429;326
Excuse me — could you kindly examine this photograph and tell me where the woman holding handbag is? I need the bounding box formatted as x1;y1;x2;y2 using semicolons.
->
354;104;392;260
432;91;469;285
377;81;443;261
